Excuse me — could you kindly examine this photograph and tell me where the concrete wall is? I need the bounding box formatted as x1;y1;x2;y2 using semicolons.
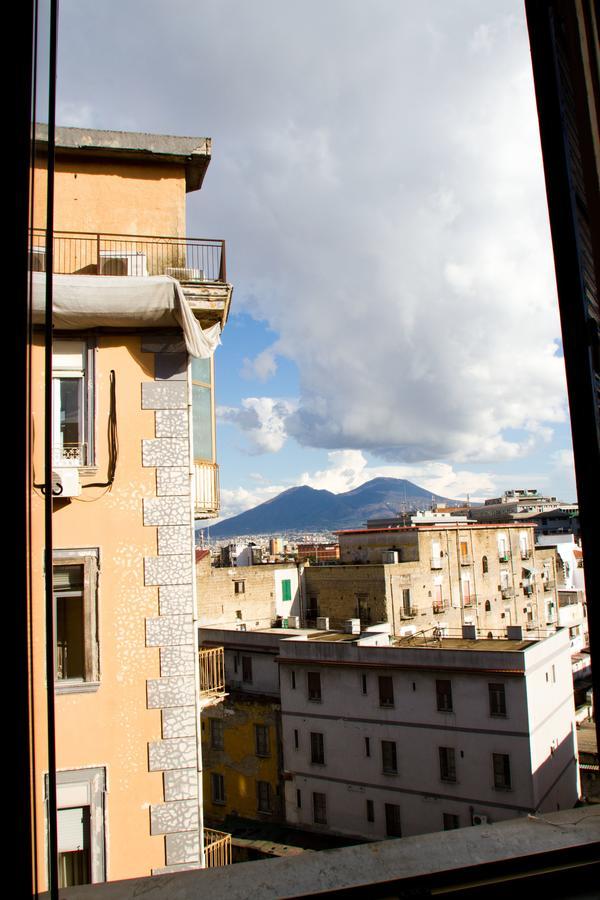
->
33;155;187;238
279;633;578;841
197;563;298;629
306;525;553;637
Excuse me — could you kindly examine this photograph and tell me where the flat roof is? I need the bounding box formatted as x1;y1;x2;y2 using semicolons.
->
35;124;211;192
336;522;533;536
392;636;535;652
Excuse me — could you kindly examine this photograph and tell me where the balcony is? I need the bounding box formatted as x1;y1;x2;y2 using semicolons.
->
432;601;447;614
199;646;225;708
430;556;443;569
501;587;515;599
400;606;418;619
498;552;511;562
520;549;532;560
543;580;556;591
52;443;87;467
194;461;220;518
30;229;231;327
204;828;232;868
459;554;472;566
462;594;477;608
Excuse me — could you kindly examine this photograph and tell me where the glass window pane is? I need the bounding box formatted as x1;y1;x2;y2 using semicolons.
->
59;378;83;445
192;384;213;461
191;357;211;384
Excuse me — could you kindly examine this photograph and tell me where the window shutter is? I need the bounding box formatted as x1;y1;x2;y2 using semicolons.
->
58;807;89;852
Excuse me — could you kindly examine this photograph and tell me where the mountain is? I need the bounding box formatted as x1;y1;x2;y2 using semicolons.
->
207;477;463;538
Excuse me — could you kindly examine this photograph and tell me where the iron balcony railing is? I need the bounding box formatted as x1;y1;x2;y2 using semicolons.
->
30;229;227;283
199;647;225;696
194;461;220;517
400;606;419;619
52;443;87;467
462;594;477;608
204;828;232;868
501;587;515;599
432;601;447;614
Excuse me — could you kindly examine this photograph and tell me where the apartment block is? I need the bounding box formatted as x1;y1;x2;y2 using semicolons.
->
304;522;557;636
279;626;579;840
30;126;231;887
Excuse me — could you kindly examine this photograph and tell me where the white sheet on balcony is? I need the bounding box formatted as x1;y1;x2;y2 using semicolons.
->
31;272;221;358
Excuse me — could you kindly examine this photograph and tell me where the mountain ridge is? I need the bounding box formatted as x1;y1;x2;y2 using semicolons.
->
206;477;464;538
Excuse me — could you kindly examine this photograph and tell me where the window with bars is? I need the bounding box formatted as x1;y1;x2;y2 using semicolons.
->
488;683;507;717
439;746;457;782
210;718;224;750
256;780;272;813
313;792;327;824
381;740;398;774
493;753;512;790
385;803;402;837
255;724;270;757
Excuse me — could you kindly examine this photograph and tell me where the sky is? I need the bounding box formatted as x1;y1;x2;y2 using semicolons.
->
56;0;578;522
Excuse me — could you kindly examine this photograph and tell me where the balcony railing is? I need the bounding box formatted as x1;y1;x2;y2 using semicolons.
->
430;556;443;569
543;580;556;591
199;647;225;696
462;594;477;608
459;554;472;566
194;461;220;517
432;601;447;614
400;607;418;619
52;443;87;467
501;587;514;599
30;229;227;282
520;549;532;559
204;828;232;868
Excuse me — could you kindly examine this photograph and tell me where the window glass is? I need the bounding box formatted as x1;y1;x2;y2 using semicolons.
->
192;383;213;461
378;675;394;707
191;356;211;384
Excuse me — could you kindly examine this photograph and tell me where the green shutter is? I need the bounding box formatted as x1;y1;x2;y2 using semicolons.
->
282;579;292;602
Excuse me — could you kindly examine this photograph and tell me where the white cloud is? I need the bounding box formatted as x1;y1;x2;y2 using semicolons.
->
217;483;283;520
241;346;279;382
217;397;296;454
57;1;569;468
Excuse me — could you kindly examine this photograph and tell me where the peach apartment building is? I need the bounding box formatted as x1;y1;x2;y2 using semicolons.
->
30;126;231;887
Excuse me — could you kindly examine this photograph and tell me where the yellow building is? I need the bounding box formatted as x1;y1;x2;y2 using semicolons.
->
30;127;231;888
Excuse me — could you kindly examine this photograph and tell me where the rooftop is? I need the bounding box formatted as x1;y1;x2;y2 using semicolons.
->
391;635;535;652
35;124;211;191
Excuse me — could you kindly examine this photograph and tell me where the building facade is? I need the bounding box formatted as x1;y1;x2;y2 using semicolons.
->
304;522;557;637
30;127;231;887
279;627;579;840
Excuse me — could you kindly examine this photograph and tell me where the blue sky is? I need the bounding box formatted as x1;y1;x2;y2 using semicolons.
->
56;0;578;521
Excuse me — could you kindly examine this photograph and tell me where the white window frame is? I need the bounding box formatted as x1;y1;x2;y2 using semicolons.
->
53;549;99;692
52;339;95;468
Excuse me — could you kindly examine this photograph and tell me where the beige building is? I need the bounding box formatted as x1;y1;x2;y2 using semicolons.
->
30;127;231;888
303;523;558;636
197;552;300;630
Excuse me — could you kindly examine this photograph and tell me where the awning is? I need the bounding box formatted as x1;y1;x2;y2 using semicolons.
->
31;272;221;358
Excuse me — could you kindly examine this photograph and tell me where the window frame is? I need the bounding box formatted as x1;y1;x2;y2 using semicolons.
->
488;682;507;718
439;746;457;783
210;717;224;751
436;679;453;712
256;780;272;813
310;731;325;765
307;671;322;702
313;791;327;825
53;549;99;692
241;655;253;684
378;675;394;708
211;772;226;804
48;766;106;888
492;753;512;791
52;338;96;468
384;802;402;837
191;354;216;465
381;739;398;774
255;724;270;758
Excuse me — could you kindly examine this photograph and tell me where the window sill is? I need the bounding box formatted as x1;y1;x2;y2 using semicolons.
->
382;770;398;776
55;680;100;695
308;697;322;703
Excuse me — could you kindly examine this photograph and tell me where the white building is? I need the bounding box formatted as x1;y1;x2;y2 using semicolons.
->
279;626;579;840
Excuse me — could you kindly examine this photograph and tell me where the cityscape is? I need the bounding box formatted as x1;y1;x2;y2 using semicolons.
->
18;0;599;897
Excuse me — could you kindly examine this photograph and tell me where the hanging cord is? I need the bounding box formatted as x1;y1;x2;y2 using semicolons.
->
36;368;118;494
85;369;118;488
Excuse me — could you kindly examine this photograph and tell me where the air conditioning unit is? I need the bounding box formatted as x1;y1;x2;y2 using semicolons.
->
164;266;204;282
287;615;300;629
382;550;399;563
52;468;81;498
472;814;488;826
29;247;46;271
344;618;361;634
99;250;148;276
316;616;330;630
